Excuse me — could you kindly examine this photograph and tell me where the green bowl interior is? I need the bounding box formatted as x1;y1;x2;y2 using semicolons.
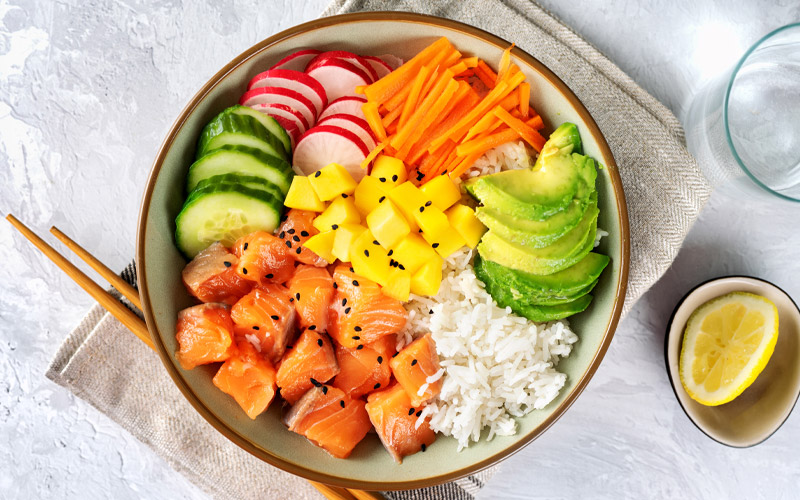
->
140;16;625;489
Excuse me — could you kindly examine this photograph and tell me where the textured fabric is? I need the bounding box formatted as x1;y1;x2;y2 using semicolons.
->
47;1;710;499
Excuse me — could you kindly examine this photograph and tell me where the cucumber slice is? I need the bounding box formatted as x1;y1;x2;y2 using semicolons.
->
228;105;292;156
186;145;294;195
192;173;284;202
175;183;282;258
197;111;289;161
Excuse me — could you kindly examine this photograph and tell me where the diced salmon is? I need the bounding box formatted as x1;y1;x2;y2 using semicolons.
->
286;265;335;331
365;383;436;463
181;242;253;305
212;340;277;419
278;209;327;267
284;385;372;459
230;284;296;363
232;231;296;285
333;341;393;399
276;329;339;404
389;333;442;406
175;303;236;370
327;265;407;349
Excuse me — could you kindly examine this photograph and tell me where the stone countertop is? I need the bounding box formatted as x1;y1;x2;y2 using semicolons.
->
1;1;799;498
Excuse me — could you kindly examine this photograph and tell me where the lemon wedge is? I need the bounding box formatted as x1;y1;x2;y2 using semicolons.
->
679;291;779;406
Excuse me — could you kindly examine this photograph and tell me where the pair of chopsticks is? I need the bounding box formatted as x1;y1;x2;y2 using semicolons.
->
5;214;383;500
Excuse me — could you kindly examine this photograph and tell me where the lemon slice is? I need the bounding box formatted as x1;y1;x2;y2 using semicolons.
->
679;291;779;406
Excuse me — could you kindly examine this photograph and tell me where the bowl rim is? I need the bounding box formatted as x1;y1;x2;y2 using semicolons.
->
663;275;800;448
136;11;630;490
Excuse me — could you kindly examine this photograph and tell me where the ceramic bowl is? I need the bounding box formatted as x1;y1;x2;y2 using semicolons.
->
665;276;800;447
136;12;629;489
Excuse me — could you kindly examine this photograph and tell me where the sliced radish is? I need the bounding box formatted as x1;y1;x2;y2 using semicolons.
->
377;54;403;70
240;86;317;127
318;96;367;122
247;69;328;116
293;125;369;180
270;49;322;72
318;113;377;151
306;60;372;103
306;51;379;82
249;102;310;133
362;55;393;79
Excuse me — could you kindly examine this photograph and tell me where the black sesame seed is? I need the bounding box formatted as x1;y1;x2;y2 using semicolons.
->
279;231;286;239
373;383;381;390
441;170;447;175
379;177;387;182
379;196;386;202
425;201;432;207
416;410;422;417
421;444;427;452
333;282;338;289
364;249;369;257
331;224;339;230
354;326;362;332
342;298;347;306
429;309;434;314
317;338;323;347
243;242;249;250
341;193;348;198
296;293;301;300
289;297;294;302
411;359;418;366
310;377;321;387
352;336;360;340
340;400;345;408
357;345;364;350
270;315;279;320
352;280;359;286
293;235;301;242
408;408;415;415
419;206;425;213
432;243;440;248
392;352;399;358
387;249;393;256
398;264;406;270
344;307;351;314
242;267;248;275
294;248;301;254
287;228;295;234
223;261;231;268
285;240;292;248
266;273;274;279
417;171;424;181
252;326;260;331
300;230;309;237
314;171;321;177
322;385;328;394
350;267;355;273
309;325;317;331
392;174;398;182
373;240;379;245
418;228;423;233
377;356;383;364
287;345;293;349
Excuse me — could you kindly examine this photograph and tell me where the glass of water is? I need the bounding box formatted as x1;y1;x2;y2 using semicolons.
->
685;23;800;202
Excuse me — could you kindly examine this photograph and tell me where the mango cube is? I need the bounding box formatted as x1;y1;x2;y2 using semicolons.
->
308;163;358;201
421;225;466;258
332;223;367;262
354;176;390;216
446;204;487;248
413;205;449;239
382;267;411;302
284;176;325;212
388;182;429;231
419;175;461;211
390;233;438;274
366;199;411;249
410;256;443;296
302;230;336;263
350;230;391;285
312;196;361;232
370;155;407;188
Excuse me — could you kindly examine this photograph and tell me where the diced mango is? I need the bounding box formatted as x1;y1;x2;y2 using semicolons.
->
284;176;326;212
350;230;392;285
366;199;411;249
308;163;358;201
332;223;367;262
446;204;487;248
410;256;443;296
413;205;449;239
312;196;361;232
302;230;336;263
388;182;429;232
390;233;438;274
370;155;407;188
421;225;466;258
419;175;461;211
382;267;411;302
354;176;390;216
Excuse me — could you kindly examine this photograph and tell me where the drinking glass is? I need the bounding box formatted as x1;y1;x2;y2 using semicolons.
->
685;23;800;202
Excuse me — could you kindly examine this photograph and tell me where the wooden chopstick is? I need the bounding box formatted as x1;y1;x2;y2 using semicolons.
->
49;226;142;310
5;214;383;500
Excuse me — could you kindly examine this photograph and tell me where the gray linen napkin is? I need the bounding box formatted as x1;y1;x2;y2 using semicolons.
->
47;1;711;499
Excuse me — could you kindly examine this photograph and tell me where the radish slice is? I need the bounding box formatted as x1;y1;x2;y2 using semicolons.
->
362;55;393;79
272;118;300;146
318;96;367;121
270;49;322;72
240;86;317;127
247;69;328;116
378;54;403;70
249;102;310;133
306;60;372;103
293;125;369;180
318;113;377;151
306;51;379;83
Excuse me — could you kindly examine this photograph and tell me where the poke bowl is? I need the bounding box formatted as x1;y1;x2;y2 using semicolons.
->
136;12;629;490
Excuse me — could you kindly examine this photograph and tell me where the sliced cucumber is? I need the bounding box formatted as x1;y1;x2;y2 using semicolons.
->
192;173;284;202
175;183;282;258
228;105;292;156
186;145;294;195
197;111;288;161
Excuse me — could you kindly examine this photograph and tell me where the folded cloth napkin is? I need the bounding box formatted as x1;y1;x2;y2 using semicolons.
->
47;1;711;499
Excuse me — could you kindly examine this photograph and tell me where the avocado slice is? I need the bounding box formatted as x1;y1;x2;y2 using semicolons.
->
476;191;597;248
477;199;599;275
481;276;595;322
533;122;583;170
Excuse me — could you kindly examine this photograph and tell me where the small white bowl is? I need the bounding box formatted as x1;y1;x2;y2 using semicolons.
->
665;276;800;447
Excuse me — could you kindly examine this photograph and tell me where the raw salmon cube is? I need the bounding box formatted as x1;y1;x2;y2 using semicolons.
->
389;333;442;406
286;265;335;332
276;329;339;404
175;303;236;370
213;340;277;419
231;284;297;364
365;383;436;463
332;342;392;399
277;209;328;267
181;242;253;305
232;231;296;285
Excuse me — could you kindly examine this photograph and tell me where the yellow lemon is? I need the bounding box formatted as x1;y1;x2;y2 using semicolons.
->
679;291;779;406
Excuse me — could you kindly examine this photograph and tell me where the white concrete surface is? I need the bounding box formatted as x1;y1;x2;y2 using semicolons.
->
1;1;799;498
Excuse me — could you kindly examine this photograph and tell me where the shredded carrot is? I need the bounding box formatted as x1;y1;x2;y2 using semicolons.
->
394;76;459;160
463;94;518;141
459;56;479;68
399;64;432;130
455;69;475;79
406;84;478;164
473;64;496;89
456;127;521;158
381;104;402;128
519;82;530;116
361;101;387;142
360;140;387;170
476;60;497;82
383;84;413;112
527;114;544;130
496;44;515;84
363;37;452;103
493;107;546;151
449;151;485;178
429;80;512;150
355;85;366;95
